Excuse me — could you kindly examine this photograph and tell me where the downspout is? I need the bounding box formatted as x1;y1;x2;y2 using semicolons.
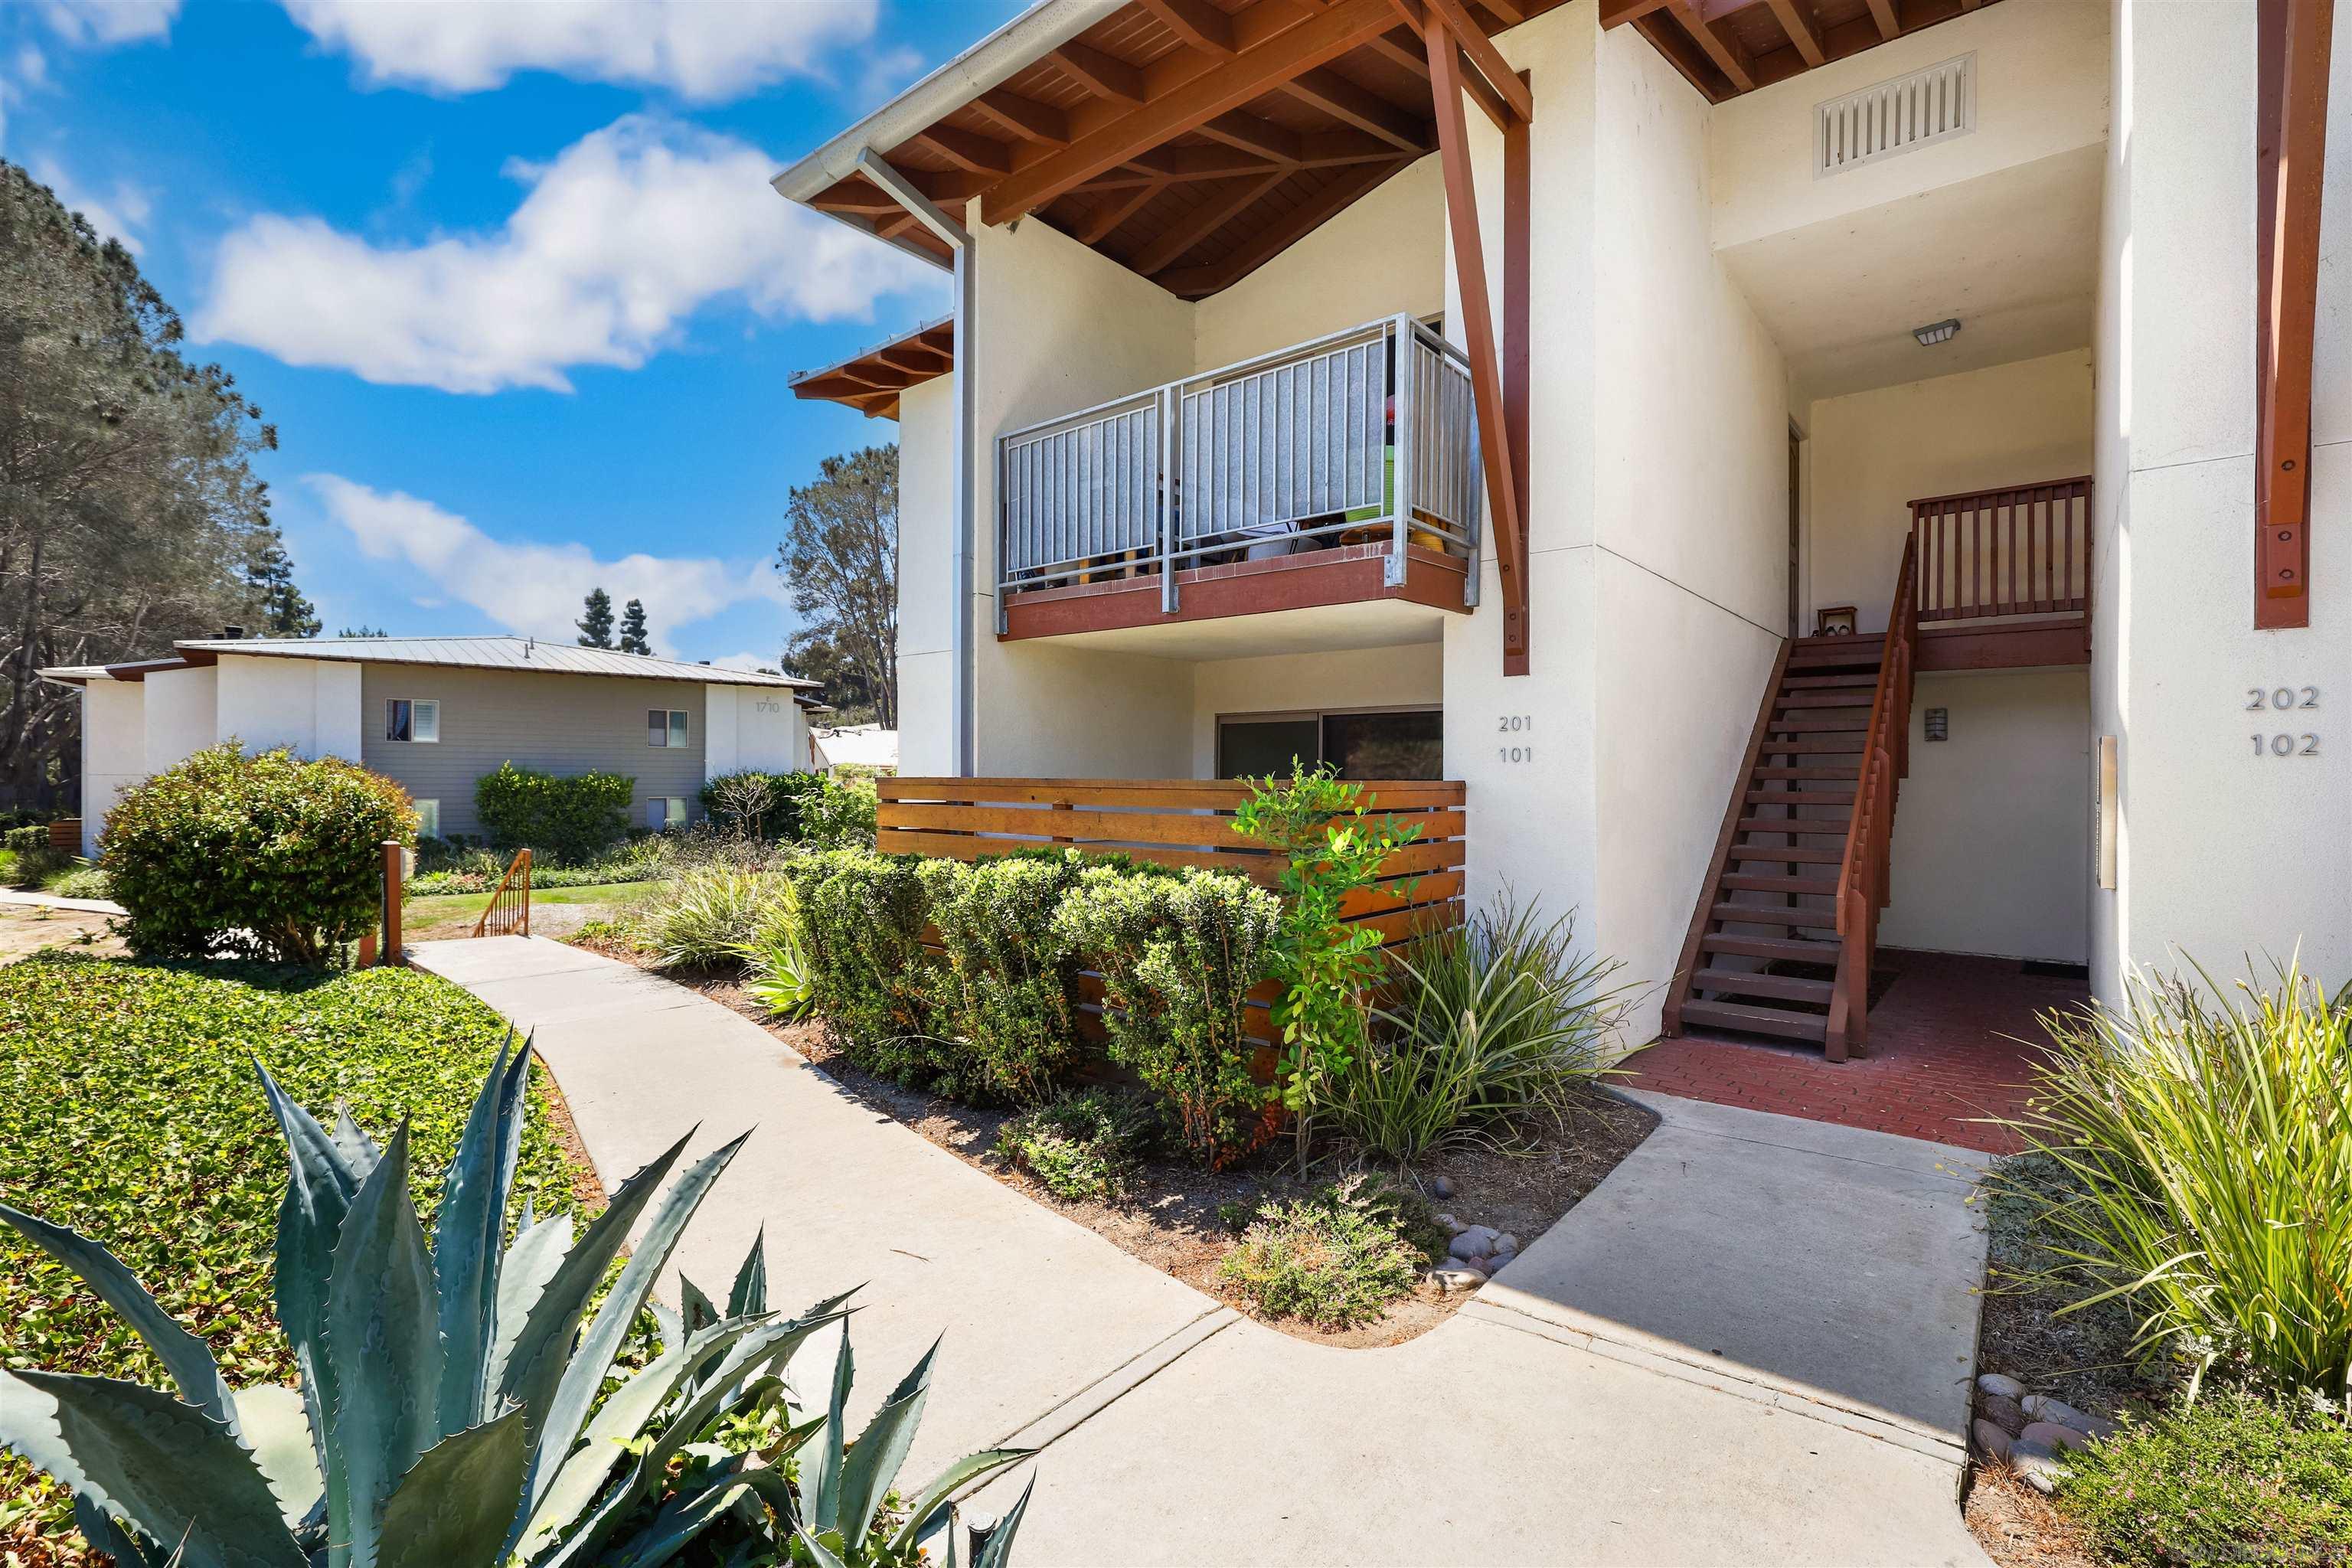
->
854;151;978;777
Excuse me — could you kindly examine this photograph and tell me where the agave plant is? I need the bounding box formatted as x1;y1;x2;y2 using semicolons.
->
0;1040;1035;1566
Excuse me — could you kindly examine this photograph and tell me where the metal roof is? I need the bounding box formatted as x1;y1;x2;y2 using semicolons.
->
53;636;815;689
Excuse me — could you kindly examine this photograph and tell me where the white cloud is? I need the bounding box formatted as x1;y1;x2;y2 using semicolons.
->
279;0;876;101
197;115;939;394
309;474;786;655
35;0;180;46
704;651;777;674
28;155;152;251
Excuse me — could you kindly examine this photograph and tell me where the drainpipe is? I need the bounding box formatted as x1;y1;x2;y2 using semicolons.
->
854;152;977;777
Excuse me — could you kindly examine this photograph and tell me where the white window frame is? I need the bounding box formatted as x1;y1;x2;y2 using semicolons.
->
413;799;440;838
387;697;439;743
648;708;688;749
649;796;689;830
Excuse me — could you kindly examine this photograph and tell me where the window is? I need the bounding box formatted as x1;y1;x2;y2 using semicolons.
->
386;698;439;743
1217;707;1443;781
648;709;689;748
648;796;689;831
413;799;440;838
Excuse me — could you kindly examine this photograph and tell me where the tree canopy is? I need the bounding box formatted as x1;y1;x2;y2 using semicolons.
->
577;586;615;648
618;596;651;655
0;160;309;811
776;444;896;728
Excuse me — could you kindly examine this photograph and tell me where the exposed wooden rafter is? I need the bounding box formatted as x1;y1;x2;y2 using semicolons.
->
1763;0;1826;68
2254;0;2333;628
1138;0;1238;55
1281;66;1432;152
1608;0;2006;101
969;89;1071;145
1052;41;1147;104
1156;156;1406;295
1132;170;1292;274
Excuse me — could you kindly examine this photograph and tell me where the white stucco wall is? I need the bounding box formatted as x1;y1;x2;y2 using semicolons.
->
895;374;956;776
2090;0;2351;998
142;665;217;776
1188;642;1443;776
214;654;361;760
80;680;147;857
702;684;812;777
1884;668;2091;962
1191;155;1446;371
1807;350;2095;629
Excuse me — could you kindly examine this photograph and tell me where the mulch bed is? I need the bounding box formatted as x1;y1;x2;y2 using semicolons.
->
620;949;1658;1348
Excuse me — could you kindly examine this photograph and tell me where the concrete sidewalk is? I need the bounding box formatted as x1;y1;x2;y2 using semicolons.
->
0;888;125;916
416;936;1992;1566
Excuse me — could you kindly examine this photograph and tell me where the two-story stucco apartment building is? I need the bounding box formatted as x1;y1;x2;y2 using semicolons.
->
776;0;2344;1057
41;636;818;855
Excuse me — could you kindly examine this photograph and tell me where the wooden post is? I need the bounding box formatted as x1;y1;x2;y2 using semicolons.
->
381;840;403;967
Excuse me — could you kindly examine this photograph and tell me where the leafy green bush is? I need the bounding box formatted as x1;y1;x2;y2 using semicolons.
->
1232;766;1419;1148
995;1090;1163;1201
639;866;789;969
699;768;825;841
44;864;112;901
1056;864;1281;1168
782;848;949;1086
101;742;415;964
473;761;633;864
1345;899;1632;1161
2001;960;2351;1395
0;955;589;1548
1217;1175;1435;1328
2;825;66;887
923;851;1089;1105
737;881;816;1019
2056;1388;2352;1566
802;774;879;848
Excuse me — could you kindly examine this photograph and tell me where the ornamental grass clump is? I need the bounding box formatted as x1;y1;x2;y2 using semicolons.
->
1344;898;1635;1161
736;880;817;1020
2000;959;2351;1400
640;865;789;969
923;851;1089;1105
1217;1175;1436;1329
103;741;415;965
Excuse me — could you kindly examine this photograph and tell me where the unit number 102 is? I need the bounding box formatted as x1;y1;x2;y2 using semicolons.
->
2252;733;2320;757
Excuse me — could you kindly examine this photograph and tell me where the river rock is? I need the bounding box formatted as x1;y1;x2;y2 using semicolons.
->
1976;1372;2028;1401
1429;1175;1457;1200
1975;1393;2027;1436
2020;1421;2090;1454
1485;1250;1516;1274
2023;1394;2115;1439
1972;1419;2014;1463
2009;1437;2066;1495
1431;1265;1484;1292
1449;1225;1498;1260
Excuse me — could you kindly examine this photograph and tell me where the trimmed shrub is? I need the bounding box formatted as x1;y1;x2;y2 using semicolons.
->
2056;1388;2352;1566
102;742;415;964
473;761;633;864
45;864;112;901
781;848;949;1086
801;774;878;848
995;1089;1163;1202
923;851;1089;1105
699;768;825;841
1054;863;1281;1168
1217;1174;1435;1328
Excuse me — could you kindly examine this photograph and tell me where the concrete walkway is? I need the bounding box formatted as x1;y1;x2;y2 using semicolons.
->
0;888;125;916
415;936;1993;1567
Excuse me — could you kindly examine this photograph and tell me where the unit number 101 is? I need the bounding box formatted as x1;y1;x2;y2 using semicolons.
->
1498;714;1531;764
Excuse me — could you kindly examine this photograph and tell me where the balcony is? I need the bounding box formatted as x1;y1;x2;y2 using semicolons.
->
995;317;1482;651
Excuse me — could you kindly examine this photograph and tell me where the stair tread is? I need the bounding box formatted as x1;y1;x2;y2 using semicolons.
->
1760;737;1870;753
1768;717;1870;733
1750;767;1857;782
1677;998;1831;1043
1710;901;1841;928
1782;673;1881;688
1726;844;1843;864
1745;789;1854;803
1692;967;1835;1001
1722;872;1841;894
1775;691;1878;709
1702;933;1841;961
1735;818;1849;834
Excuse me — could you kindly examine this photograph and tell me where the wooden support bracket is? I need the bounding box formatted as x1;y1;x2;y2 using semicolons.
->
2254;0;2332;629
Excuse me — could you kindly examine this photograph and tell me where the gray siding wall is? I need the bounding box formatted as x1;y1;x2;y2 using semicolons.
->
358;665;706;840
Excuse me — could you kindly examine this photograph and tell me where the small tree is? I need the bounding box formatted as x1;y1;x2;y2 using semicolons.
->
102;742;415;964
249;543;320;638
618;597;652;655
576;587;615;648
776;446;898;727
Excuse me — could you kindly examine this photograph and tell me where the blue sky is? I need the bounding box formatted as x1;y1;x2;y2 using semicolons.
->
0;0;1021;667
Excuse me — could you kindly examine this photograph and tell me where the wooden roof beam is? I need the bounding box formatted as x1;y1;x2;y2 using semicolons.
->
1052;41;1146;104
1362;25;1432;77
1764;0;1826;67
1157;156;1405;295
1138;0;1237;55
970;88;1070;145
984;0;1406;224
1132;169;1291;273
910;126;1014;175
1075;130;1401;190
1078;177;1170;241
1401;0;1533;123
1669;0;1755;92
1282;65;1431;152
2255;0;2331;628
1599;0;1674;27
1198;109;1303;162
1863;0;1899;41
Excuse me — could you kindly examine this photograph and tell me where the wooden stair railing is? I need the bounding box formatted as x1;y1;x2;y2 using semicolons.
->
473;848;532;939
1825;534;1919;1060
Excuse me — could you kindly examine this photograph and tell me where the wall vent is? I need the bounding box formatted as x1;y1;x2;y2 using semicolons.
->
1815;54;1975;178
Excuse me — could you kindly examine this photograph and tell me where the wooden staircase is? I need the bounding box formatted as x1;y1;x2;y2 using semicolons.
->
1664;539;1921;1062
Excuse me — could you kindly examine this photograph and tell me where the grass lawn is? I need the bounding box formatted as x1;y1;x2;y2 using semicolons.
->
401;878;663;939
0;952;599;1556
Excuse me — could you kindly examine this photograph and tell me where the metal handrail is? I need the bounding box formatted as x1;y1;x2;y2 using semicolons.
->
995;315;1482;619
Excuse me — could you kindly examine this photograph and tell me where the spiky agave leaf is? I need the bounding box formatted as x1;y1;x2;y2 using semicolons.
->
485;1210;572;1398
433;1039;533;1432
232;1383;325;1528
679;1273;720;1336
256;1058;363;1525
804;1327;855;1537
1;1370;303;1568
521;1129;752;1517
727;1228;767;1317
324;1122;443;1568
598;1454;760;1568
886;1449;1034;1559
838;1338;941;1547
0;1202;237;1435
376;1410;530;1568
972;1474;1037;1568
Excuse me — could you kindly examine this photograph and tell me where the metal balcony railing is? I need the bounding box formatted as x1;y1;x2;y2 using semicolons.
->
995;316;1481;621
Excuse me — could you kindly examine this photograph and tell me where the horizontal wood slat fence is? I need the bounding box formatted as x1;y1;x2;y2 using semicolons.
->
1911;475;2092;624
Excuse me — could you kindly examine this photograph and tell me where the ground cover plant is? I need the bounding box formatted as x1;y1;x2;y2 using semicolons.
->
1217;1175;1442;1329
0;955;589;1554
102;743;413;964
994;1090;1164;1202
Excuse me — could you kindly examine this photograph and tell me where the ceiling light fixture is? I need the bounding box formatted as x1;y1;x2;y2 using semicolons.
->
1913;317;1963;347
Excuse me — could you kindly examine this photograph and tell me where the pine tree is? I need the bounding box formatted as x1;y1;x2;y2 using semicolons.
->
618;597;652;655
337;626;388;639
576;587;615;648
250;542;321;637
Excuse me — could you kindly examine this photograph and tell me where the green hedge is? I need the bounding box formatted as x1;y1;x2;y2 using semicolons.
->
780;848;950;1087
474;761;633;864
101;742;414;964
923;851;1091;1106
0;954;593;1548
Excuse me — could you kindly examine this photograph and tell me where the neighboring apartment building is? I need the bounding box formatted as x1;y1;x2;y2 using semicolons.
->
41;636;818;856
777;0;2345;1050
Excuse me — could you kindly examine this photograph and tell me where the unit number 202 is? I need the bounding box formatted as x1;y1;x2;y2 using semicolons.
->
2248;687;2320;758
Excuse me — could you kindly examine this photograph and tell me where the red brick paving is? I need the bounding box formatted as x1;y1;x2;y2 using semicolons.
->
1627;949;2090;1154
